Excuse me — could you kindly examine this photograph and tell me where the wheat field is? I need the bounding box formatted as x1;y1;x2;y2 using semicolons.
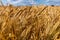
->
0;5;60;40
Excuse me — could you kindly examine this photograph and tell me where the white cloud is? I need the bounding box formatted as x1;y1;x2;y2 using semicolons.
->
7;0;23;4
46;0;49;2
49;0;60;2
28;0;36;4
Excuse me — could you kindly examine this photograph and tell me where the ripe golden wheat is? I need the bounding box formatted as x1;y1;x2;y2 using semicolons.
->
0;6;60;40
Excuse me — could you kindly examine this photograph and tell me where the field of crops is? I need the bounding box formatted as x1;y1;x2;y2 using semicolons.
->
0;6;60;40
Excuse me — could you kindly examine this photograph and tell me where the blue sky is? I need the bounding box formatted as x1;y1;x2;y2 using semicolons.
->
1;0;60;6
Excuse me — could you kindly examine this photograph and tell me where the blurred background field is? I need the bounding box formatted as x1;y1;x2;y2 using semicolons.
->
0;6;60;40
